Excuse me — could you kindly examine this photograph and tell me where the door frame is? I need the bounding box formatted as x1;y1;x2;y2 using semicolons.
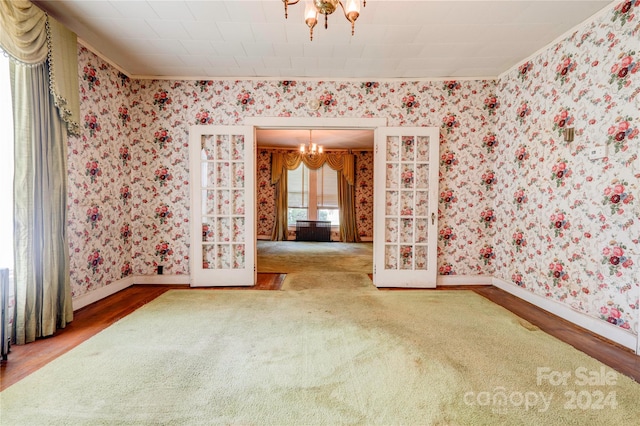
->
246;117;387;279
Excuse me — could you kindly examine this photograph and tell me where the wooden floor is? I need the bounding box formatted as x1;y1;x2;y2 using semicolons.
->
1;275;638;391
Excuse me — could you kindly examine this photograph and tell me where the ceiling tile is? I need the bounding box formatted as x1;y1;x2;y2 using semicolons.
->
177;55;215;68
223;1;268;23
251;23;288;43
118;38;187;55
53;0;123;18
234;56;268;69
92;18;156;39
272;43;305;58
242;43;276;57
182;22;224;41
216;22;256;42
110;1;158;19
145;20;192;39
147;0;196;20
212;42;247;57
262;56;291;69
180;40;217;55
303;44;335;58
184;1;231;21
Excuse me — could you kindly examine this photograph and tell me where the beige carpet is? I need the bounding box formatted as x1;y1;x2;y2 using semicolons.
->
257;241;373;273
2;289;639;425
282;271;375;291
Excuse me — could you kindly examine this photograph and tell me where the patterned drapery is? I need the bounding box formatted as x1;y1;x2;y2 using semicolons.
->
270;151;359;242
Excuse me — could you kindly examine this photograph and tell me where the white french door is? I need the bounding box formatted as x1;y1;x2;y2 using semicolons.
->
189;126;255;286
374;127;439;288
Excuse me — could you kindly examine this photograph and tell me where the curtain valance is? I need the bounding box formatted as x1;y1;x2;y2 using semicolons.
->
0;0;80;135
271;152;355;186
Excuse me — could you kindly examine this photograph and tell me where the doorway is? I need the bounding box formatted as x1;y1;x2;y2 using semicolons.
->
189;119;439;288
255;127;374;275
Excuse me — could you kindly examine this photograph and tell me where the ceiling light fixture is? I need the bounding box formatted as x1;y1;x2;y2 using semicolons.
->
282;0;365;41
300;130;323;155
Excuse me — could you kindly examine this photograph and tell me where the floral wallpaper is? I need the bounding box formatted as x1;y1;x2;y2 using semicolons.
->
355;151;374;239
493;0;639;335
256;150;275;238
67;1;638;339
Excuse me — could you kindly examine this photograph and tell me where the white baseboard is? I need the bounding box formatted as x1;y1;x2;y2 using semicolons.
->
492;277;638;354
438;275;493;286
133;274;191;285
72;276;135;311
72;275;190;311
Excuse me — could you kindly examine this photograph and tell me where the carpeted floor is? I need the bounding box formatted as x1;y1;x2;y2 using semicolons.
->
282;271;375;291
257;241;373;273
2;288;639;425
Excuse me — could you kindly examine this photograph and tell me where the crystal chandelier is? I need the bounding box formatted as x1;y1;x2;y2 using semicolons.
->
282;0;365;41
300;130;323;155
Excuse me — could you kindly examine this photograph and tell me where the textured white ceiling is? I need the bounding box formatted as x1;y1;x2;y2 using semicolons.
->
34;0;614;80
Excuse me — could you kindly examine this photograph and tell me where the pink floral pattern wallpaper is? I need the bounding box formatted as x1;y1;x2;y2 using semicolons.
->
67;1;638;337
494;0;639;334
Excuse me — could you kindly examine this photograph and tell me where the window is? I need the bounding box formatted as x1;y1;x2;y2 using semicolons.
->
287;163;339;226
0;54;14;270
316;163;339;224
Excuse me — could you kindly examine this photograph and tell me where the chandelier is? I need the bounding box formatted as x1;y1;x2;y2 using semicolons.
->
300;130;323;155
282;0;365;41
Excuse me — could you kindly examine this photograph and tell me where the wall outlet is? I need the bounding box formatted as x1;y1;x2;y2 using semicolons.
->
588;145;607;160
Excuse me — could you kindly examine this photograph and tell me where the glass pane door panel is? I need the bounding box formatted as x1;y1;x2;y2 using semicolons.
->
385;219;398;243
216;162;230;187
401;136;415;162
216;190;230;215
203;244;215;269
232;190;245;215
216;217;231;242
415;245;428;270
202;222;214;242
416;136;430;161
400;191;414;216
386;163;399;188
399;245;413;270
415;192;429;216
385;245;398;269
416;164;429;189
401;165;415;189
233;217;245;242
386;136;400;161
216;135;230;160
385;191;398;215
232;162;245;188
233;244;245;268
415;219;428;243
216;244;231;269
203;190;215;215
232;135;244;161
202;135;216;160
400;218;413;243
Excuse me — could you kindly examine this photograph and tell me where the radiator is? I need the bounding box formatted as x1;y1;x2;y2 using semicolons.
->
296;220;331;242
1;268;9;360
